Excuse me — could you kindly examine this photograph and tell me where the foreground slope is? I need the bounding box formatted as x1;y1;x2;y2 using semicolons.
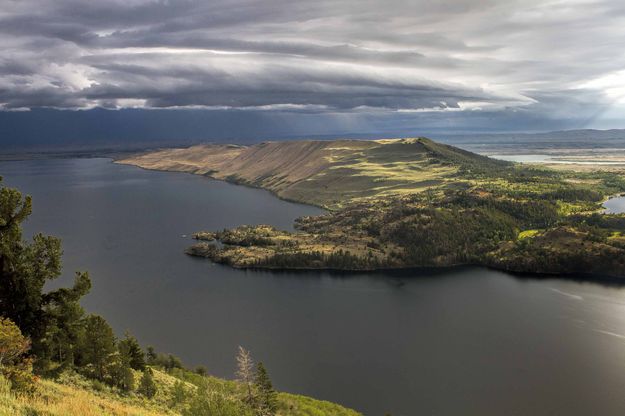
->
0;369;360;416
120;138;625;278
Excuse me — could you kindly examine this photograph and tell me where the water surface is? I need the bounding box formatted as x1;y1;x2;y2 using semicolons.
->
604;196;625;214
2;158;625;416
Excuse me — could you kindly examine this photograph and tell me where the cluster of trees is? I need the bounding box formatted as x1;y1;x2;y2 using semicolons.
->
444;191;559;228
215;226;275;247
257;249;380;270
382;205;518;265
487;227;625;276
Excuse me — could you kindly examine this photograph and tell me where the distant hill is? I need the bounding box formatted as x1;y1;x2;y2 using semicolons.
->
119;138;508;208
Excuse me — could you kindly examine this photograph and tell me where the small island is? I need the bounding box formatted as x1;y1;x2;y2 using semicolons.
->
120;138;625;278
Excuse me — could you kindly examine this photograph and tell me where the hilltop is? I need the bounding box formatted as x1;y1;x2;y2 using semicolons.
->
120;138;625;278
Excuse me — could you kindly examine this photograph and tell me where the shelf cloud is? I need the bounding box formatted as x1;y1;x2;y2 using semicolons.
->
1;0;624;130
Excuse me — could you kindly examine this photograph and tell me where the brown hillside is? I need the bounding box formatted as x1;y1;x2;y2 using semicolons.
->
118;138;487;208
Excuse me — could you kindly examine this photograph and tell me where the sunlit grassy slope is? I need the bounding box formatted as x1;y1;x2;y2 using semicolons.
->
119;137;507;208
0;369;360;416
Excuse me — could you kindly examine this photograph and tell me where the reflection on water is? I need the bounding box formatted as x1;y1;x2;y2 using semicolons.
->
604;196;625;214
2;158;625;416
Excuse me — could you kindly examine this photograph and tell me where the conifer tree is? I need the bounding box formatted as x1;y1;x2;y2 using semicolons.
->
146;346;158;365
254;362;277;416
78;314;116;380
111;340;135;392
118;332;146;370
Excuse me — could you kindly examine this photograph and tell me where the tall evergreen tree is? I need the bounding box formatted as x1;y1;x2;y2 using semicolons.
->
0;179;91;371
111;339;135;392
40;271;91;368
78;314;116;380
254;362;277;416
118;332;146;370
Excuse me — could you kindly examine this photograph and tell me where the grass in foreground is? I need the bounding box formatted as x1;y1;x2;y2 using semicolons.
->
0;369;361;416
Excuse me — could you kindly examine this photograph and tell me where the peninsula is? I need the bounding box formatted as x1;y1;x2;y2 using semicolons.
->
119;138;625;277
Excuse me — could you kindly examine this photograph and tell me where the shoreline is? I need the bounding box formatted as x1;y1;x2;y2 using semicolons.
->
189;251;625;282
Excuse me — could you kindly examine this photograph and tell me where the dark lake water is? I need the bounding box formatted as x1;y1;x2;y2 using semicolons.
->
3;158;625;416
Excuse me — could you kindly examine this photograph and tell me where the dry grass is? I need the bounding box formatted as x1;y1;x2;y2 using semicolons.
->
118;138;462;209
1;378;167;416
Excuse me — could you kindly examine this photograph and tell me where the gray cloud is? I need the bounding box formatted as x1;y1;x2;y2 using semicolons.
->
0;0;624;129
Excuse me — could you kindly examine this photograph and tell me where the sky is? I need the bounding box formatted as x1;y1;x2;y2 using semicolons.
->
1;0;625;145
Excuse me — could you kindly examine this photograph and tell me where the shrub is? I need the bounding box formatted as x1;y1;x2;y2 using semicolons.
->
0;317;35;392
184;389;253;416
137;368;157;399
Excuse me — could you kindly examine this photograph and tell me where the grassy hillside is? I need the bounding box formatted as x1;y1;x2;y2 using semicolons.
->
0;368;360;416
121;138;625;277
119;138;507;208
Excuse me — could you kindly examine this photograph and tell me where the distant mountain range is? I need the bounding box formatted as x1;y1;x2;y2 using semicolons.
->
1;107;624;157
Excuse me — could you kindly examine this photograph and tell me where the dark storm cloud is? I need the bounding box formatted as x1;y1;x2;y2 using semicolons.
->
0;0;624;128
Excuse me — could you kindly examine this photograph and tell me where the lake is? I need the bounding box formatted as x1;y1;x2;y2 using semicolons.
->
3;158;625;416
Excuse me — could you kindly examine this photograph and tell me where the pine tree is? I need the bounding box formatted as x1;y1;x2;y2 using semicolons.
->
0;179;91;371
236;346;255;405
118;332;146;370
254;362;277;416
78;314;116;380
146;346;157;365
111;340;135;392
138;367;157;399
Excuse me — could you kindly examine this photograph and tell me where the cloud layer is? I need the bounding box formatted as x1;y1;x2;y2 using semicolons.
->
1;0;624;127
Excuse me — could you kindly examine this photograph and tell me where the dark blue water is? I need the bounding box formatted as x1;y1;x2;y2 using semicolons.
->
3;158;625;416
